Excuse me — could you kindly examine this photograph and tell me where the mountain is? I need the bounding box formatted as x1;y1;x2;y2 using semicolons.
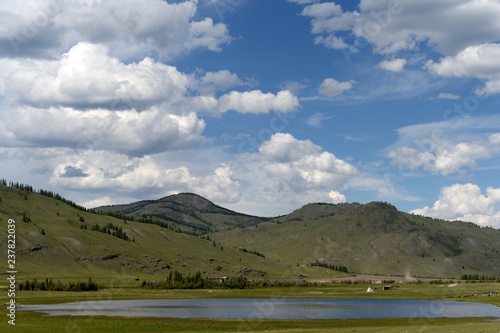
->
95;193;268;234
0;184;290;283
1;182;500;282
211;201;500;278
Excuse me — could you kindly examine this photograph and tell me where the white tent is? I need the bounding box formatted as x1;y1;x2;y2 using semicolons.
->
366;286;374;293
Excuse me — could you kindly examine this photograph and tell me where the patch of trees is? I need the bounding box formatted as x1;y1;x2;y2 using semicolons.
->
19;278;98;291
238;247;265;258
95;211;201;236
22;213;32;223
91;222;132;242
142;271;247;289
429;279;457;284
311;260;349;273
461;274;499;282
1;179;88;212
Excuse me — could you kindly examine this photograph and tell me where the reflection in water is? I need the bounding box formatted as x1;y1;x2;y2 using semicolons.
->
21;298;500;319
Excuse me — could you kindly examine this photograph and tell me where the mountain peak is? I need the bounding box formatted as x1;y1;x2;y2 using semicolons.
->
97;192;266;233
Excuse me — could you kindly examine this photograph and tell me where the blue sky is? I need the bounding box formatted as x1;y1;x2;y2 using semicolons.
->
1;0;500;227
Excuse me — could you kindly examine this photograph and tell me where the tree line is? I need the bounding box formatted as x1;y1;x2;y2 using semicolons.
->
461;274;499;281
238;247;266;258
311;260;349;273
89;222;133;242
142;271;247;289
1;179;88;212
1;179;197;236
19;278;98;291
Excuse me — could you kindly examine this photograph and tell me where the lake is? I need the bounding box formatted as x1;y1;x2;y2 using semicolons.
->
21;298;500;319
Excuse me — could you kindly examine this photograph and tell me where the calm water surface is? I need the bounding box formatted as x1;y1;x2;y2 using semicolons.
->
21;298;500;319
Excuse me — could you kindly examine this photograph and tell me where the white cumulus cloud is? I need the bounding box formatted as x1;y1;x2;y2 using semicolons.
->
259;133;357;192
411;183;500;228
51;150;241;204
0;0;231;59
0;106;206;156
216;90;299;114
6;42;190;109
425;43;500;95
296;0;500;55
389;139;491;176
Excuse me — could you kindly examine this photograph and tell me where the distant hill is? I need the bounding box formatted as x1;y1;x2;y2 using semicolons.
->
95;193;268;234
0;185;291;283
1;182;500;282
212;201;500;278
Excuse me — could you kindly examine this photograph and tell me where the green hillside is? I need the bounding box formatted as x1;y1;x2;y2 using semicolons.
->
1;183;500;284
96;193;268;234
211;202;500;278
0;184;325;285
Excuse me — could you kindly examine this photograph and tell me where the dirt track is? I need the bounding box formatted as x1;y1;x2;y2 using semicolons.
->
310;274;430;283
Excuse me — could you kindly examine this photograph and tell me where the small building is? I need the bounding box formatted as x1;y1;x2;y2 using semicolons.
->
366;286;374;293
208;276;228;283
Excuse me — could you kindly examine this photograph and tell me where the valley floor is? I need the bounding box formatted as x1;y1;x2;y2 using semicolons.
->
3;283;499;333
4;313;500;333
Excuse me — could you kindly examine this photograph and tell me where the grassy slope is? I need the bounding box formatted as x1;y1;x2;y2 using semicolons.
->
2;185;500;282
0;185;314;284
212;202;500;278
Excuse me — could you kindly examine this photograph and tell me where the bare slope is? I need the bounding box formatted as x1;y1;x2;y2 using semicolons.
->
211;202;500;278
96;193;267;234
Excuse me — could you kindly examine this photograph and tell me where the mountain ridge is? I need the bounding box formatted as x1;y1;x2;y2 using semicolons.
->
1;182;499;282
95;192;269;234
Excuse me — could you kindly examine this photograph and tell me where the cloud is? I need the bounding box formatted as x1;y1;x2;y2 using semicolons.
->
193;70;243;95
217;132;357;215
328;190;346;204
388;115;500;176
279;80;309;94
318;78;354;97
425;43;500;95
0;107;206;156
60;166;89;178
43;133;357;216
437;92;460;100
259;133;357;191
411;183;500;228
389;138;491;176
51;150;241;203
378;58;406;73
81;196;114;209
490;133;500;145
306;112;334;128
260;133;321;163
296;0;500;55
288;0;319;4
216;90;299;114
0;0;231;59
6;42;190;109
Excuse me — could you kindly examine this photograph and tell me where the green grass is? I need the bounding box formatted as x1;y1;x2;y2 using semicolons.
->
212;204;500;278
5;284;500;332
13;283;500;306
0;185;364;282
2;185;500;282
2;313;499;333
1;185;500;332
0;185;300;281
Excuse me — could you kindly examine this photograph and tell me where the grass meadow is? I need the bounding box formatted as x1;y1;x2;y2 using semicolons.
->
2;282;498;333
